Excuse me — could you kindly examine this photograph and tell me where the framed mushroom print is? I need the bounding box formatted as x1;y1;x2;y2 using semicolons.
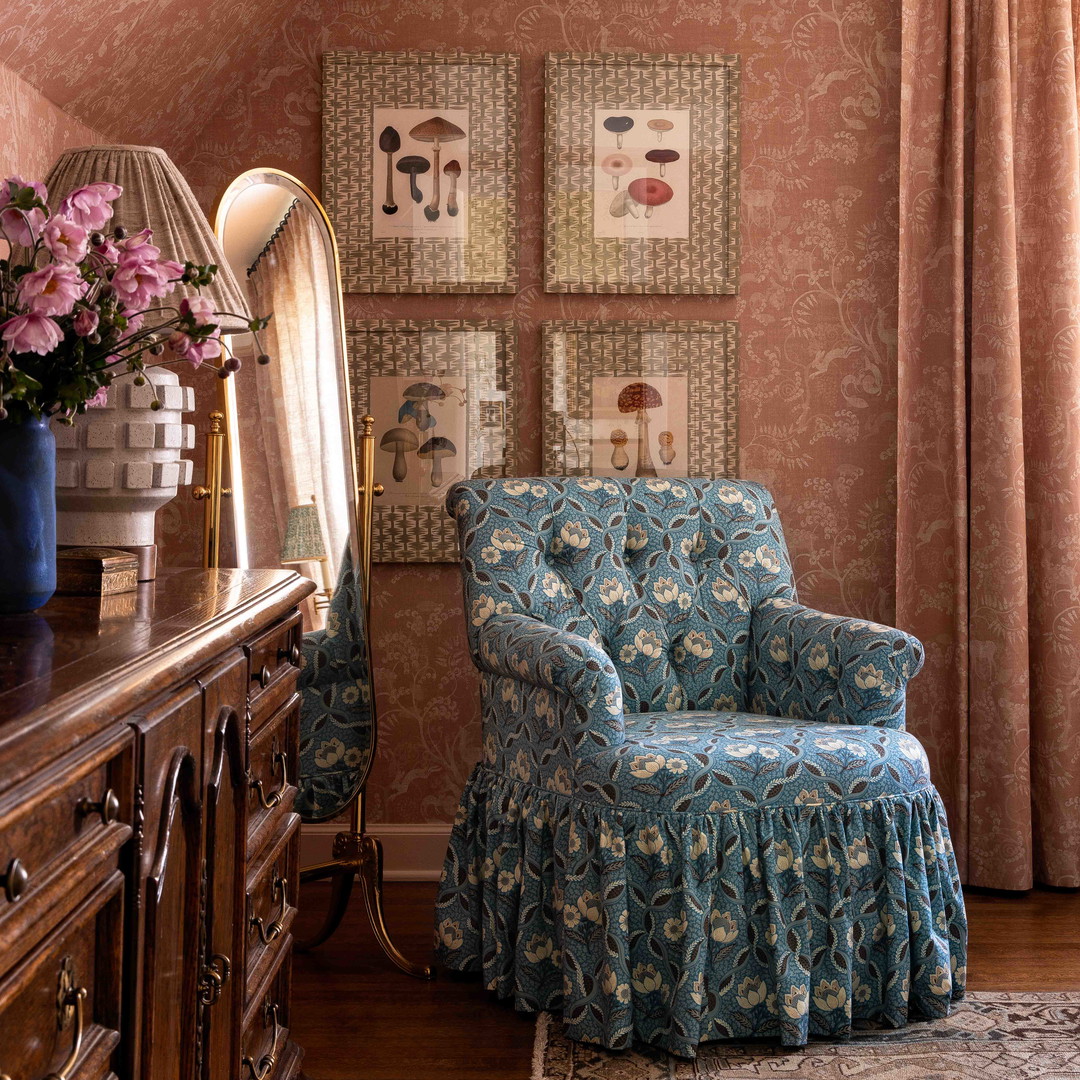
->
544;52;740;294
542;321;738;478
347;319;518;561
324;51;519;293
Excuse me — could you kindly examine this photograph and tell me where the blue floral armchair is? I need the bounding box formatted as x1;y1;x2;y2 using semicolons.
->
434;478;966;1057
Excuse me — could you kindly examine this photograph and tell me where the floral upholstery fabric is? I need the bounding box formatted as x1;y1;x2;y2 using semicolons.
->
295;548;373;822
434;478;967;1057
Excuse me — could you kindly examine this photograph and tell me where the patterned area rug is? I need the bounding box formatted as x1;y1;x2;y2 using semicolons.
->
532;993;1080;1079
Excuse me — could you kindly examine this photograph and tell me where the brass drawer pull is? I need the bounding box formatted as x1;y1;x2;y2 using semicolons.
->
277;643;300;666
241;1002;282;1080
252;664;271;689
76;787;120;826
249;873;288;945
249;750;288;810
1;858;28;903
45;985;86;1080
197;952;232;1007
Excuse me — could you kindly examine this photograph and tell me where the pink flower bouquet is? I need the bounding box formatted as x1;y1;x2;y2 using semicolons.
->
0;175;269;424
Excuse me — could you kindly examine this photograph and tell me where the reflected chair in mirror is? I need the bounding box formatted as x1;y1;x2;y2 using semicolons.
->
435;477;967;1055
213;168;431;978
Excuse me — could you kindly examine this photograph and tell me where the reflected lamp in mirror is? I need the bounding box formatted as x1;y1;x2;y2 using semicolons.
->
280;496;332;613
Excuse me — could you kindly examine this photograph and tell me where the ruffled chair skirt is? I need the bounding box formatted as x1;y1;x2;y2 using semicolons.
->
434;765;968;1058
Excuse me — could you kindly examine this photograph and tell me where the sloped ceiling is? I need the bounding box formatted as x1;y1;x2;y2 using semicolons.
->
0;0;296;159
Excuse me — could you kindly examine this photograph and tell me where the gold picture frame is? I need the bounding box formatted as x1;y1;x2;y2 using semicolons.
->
324;51;519;293
542;320;739;477
544;52;740;294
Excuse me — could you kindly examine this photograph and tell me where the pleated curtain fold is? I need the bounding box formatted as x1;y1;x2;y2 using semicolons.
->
898;0;1080;888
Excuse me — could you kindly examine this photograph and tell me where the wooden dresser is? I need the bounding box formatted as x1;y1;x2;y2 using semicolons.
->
0;568;315;1080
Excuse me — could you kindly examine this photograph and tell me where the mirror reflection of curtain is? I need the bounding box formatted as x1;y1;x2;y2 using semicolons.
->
248;205;349;597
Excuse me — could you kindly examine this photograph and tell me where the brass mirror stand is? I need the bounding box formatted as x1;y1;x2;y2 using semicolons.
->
291;418;432;978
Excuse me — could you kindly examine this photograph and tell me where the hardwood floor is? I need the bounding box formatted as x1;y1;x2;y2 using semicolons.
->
292;881;1080;1080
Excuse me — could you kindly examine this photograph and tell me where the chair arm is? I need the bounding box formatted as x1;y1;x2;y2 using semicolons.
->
476;612;625;753
749;598;924;729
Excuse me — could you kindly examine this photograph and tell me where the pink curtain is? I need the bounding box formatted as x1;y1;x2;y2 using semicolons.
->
898;0;1080;888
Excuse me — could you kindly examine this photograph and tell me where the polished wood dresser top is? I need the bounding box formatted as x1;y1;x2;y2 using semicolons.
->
0;568;315;1080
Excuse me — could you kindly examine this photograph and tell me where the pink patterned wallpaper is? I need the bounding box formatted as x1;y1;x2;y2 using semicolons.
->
0;60;103;183
2;0;904;826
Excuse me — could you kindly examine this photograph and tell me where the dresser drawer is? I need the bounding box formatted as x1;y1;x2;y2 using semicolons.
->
241;944;301;1080
245;814;300;1007
247;695;300;854
245;613;302;725
0;729;133;962
0;872;123;1080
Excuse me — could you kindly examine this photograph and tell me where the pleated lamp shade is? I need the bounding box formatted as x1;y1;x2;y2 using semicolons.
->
280;499;328;565
45;145;250;333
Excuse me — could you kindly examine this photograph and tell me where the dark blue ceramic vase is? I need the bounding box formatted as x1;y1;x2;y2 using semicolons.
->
0;417;56;613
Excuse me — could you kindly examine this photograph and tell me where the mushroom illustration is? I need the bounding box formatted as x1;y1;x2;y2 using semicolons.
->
380;426;419;482
603;115;635;149
627;177;674;219
409;116;466;221
609;190;640;219
609;428;629;471
379;126;401;215
417;435;457;487
647;118;674;142
600;152;632;190
645;148;680;177
399;381;445;431
617;382;663;477
658;430;676;465
396;155;430;204
444;160;462;216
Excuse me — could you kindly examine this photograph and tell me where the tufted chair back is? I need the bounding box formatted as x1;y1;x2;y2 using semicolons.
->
447;477;797;713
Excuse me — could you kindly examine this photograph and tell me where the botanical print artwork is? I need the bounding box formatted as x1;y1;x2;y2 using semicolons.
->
370;374;469;501
348;319;517;562
593;109;690;240
324;51;518;293
371;107;470;240
545;52;737;293
590;375;688;477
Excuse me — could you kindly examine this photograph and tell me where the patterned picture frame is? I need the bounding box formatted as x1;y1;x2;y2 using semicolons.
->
347;319;518;561
544;52;740;294
324;51;519;293
542;320;738;478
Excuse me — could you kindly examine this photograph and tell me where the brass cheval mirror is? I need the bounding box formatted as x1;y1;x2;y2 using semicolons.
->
210;168;431;978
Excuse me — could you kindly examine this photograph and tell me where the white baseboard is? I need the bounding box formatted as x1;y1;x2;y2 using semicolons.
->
300;822;452;881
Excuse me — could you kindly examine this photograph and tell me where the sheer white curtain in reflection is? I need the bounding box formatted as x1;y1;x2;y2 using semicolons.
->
247;204;349;589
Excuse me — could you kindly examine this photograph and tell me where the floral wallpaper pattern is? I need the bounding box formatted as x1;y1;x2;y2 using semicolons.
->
0;0;909;829
897;0;1080;888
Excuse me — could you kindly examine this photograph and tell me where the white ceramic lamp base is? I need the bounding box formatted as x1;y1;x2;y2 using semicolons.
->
54;369;195;578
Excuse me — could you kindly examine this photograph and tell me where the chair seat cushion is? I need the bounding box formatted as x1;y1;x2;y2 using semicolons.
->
576;712;931;814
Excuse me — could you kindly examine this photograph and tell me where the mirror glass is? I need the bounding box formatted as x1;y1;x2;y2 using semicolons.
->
215;168;373;821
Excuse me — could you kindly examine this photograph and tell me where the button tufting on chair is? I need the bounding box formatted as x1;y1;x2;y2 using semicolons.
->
434;477;967;1059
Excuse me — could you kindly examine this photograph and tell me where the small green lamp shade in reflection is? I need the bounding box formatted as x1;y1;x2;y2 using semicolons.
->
280;497;327;565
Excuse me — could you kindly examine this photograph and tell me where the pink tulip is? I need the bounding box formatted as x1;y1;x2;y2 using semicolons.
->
73;307;99;337
180;295;215;326
1;313;63;356
43;215;89;263
17;263;85;317
60;181;122;231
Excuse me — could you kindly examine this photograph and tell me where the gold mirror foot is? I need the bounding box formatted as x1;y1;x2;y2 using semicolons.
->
356;834;434;980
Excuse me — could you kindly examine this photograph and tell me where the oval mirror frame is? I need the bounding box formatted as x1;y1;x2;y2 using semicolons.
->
214;168;377;817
